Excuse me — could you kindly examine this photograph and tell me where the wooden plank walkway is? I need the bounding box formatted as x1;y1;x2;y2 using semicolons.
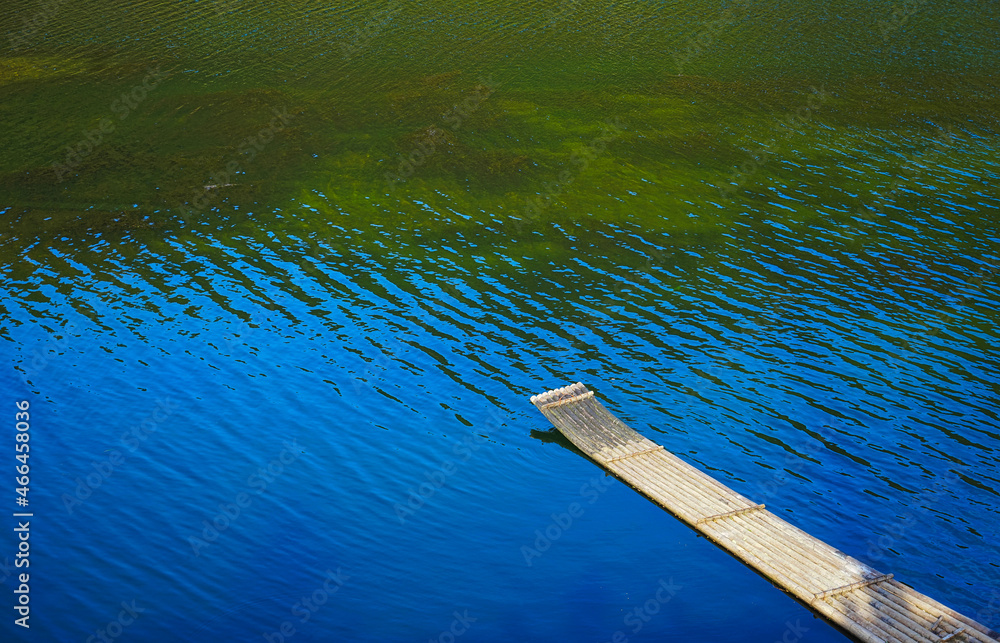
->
531;382;999;643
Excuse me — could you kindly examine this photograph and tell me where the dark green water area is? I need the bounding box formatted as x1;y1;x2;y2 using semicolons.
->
2;0;997;245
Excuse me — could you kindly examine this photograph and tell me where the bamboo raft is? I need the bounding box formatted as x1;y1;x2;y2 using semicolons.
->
531;383;998;643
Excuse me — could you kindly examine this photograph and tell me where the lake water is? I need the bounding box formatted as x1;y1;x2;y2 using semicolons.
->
1;0;998;641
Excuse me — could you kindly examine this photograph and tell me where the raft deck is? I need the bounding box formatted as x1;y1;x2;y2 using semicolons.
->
531;382;998;643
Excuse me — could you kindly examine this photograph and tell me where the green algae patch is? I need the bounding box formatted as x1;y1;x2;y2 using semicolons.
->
0;56;91;86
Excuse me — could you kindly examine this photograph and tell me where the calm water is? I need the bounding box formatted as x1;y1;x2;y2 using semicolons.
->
2;0;999;641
